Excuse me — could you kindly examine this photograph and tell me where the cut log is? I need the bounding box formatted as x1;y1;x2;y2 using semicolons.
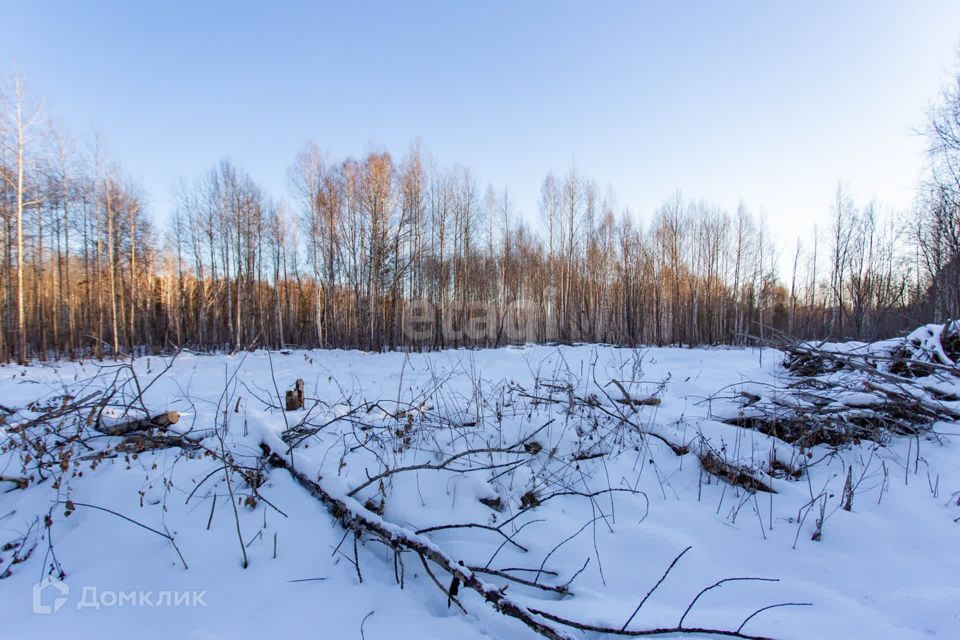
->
98;411;180;436
699;451;775;493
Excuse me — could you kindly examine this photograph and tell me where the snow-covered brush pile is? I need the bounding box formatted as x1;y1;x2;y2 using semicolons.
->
723;323;960;449
1;338;959;640
889;322;960;376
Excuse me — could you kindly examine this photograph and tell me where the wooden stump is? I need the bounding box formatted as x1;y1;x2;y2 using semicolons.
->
285;379;305;411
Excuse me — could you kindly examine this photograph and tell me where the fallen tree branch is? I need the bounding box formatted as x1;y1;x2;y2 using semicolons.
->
679;577;779;627
263;444;573;640
699;452;776;494
621;545;692;630
59;501;188;570
467;565;570;595
527;606;780;639
263;442;788;640
346;420;552;499
97;410;181;436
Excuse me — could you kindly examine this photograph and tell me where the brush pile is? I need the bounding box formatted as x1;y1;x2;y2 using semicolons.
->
726;323;960;448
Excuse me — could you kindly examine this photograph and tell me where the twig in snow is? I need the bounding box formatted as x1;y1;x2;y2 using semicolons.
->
621;546;692;630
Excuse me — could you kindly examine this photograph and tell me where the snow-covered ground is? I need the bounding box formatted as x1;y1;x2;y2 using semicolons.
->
1;344;958;639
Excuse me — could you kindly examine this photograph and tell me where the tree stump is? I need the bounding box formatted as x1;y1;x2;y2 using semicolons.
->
285;379;305;411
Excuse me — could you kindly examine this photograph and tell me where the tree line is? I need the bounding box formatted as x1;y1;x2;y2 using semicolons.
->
1;67;958;362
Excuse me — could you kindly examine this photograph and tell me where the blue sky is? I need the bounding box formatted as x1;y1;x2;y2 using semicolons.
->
4;1;960;255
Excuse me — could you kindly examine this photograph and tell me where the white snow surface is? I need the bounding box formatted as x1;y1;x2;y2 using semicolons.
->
0;344;958;639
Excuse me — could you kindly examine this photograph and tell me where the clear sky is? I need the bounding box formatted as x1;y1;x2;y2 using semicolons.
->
4;1;960;259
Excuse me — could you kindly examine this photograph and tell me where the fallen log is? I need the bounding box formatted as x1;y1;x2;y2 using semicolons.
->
699;451;775;494
608;380;661;407
261;442;784;640
117;433;200;453
260;443;572;640
97;411;180;436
